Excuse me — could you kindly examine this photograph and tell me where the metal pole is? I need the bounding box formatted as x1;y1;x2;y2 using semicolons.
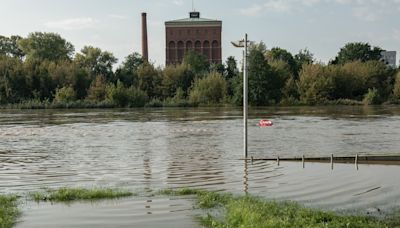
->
244;34;248;158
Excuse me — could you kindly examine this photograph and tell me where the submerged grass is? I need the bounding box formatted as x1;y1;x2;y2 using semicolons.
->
161;188;395;228
0;195;19;228
30;188;134;202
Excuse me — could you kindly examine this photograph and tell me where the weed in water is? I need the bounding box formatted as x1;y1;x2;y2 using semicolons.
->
30;188;134;202
0;195;19;228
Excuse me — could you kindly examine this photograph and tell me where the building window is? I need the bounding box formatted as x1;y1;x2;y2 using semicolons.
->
212;40;219;62
177;41;184;62
203;40;210;60
186;40;193;51
168;41;176;63
187;30;191;35
195;40;201;53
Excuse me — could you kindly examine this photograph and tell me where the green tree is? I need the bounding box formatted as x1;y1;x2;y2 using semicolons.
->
18;32;74;61
393;71;400;99
0;35;25;59
74;46;117;81
189;71;227;104
340;60;393;100
266;47;297;76
161;63;194;98
22;59;56;100
0;55;27;103
114;52;143;87
295;49;314;72
106;81;128;107
182;50;209;75
269;60;295;101
247;47;282;105
225;56;239;96
225;56;239;80
86;75;107;101
298;63;335;104
137;62;161;98
332;42;383;65
54;86;77;103
363;88;381;105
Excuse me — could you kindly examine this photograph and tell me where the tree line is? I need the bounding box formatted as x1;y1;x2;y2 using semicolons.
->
1;32;400;108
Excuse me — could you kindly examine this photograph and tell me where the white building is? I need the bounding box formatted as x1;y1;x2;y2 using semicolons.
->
381;51;397;68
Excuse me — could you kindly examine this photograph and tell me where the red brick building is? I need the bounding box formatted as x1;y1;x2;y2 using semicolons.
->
165;12;222;65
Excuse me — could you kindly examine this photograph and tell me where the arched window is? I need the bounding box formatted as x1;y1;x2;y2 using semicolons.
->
203;40;210;61
195;41;201;53
212;40;219;63
186;40;193;51
168;41;176;63
177;41;184;62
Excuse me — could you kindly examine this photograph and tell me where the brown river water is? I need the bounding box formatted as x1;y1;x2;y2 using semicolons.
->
1;106;400;227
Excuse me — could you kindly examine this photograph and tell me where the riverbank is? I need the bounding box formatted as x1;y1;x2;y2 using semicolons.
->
1;98;400;110
3;188;400;227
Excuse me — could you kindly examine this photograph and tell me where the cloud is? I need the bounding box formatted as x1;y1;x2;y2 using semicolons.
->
352;6;379;22
240;0;400;21
172;0;184;6
393;29;400;41
108;14;128;20
45;18;98;30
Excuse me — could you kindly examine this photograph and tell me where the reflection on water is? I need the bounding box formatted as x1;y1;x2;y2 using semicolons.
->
1;106;400;226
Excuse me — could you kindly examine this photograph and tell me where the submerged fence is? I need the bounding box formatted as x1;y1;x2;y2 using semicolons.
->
243;155;400;169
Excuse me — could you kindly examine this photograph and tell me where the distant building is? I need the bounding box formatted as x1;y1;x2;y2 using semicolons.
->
165;11;222;65
381;51;397;68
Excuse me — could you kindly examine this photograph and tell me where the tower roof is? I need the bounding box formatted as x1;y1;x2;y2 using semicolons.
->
165;12;221;27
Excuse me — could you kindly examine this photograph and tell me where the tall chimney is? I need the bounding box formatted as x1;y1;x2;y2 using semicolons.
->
141;12;149;62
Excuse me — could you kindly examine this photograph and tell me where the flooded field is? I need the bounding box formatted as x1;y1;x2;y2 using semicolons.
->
1;106;400;227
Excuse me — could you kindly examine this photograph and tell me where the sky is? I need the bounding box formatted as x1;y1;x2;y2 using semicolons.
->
1;0;399;67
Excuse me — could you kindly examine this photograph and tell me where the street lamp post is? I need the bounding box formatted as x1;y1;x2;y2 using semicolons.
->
231;34;249;159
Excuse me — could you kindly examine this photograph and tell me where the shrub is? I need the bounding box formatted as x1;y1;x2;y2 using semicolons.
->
54;86;76;103
86;75;107;101
126;86;148;107
106;81;128;107
189;71;227;104
363;88;381;105
393;72;400;99
298;64;335;104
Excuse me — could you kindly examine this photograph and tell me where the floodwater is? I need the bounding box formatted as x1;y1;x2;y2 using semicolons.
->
1;106;400;227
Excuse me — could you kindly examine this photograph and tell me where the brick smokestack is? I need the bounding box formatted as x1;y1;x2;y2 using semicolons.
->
141;12;149;62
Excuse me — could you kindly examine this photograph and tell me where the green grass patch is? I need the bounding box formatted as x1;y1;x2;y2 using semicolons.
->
161;188;395;228
159;188;231;209
30;188;134;202
0;195;19;228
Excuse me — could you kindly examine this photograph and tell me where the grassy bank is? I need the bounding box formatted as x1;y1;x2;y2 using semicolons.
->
30;188;134;202
0;195;19;228
161;188;397;228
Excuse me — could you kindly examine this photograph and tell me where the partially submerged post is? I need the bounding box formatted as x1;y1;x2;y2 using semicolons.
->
231;34;249;159
243;34;248;159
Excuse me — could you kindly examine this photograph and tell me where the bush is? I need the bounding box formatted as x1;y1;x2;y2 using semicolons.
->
86;75;107;101
106;81;128;107
126;86;148;107
363;88;381;105
189;71;227;104
393;72;400;99
298;64;335;104
54;86;76;103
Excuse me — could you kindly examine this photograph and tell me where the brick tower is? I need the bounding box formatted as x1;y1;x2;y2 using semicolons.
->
165;11;222;65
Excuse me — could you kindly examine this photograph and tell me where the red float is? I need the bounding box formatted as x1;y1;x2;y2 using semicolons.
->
258;120;273;127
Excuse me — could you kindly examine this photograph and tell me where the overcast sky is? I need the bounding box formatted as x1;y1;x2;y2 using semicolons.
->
1;0;399;67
